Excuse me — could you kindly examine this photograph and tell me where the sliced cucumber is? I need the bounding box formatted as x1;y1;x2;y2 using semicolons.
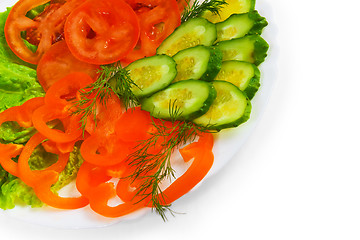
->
193;81;251;131
156;18;217;57
201;0;255;23
214;60;260;99
141;80;216;121
216;35;269;65
215;11;268;42
125;55;177;98
173;46;222;82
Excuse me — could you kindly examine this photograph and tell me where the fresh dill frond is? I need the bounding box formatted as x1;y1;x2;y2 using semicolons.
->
181;0;228;23
112;67;140;110
126;105;209;221
71;63;139;133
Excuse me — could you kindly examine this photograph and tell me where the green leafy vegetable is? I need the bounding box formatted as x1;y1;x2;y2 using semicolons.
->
0;8;36;68
0;122;37;144
0;166;42;210
0;9;44;112
52;143;84;191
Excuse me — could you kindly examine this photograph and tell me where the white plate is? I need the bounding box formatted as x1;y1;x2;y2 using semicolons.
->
0;0;276;228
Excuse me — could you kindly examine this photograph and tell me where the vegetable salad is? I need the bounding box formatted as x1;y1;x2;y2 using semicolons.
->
0;0;268;220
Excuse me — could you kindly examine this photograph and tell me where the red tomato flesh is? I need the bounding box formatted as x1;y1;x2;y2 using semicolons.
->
37;41;99;91
64;0;140;65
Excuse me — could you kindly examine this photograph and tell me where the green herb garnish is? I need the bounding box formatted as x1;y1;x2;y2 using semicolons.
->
181;0;228;22
126;103;209;221
71;63;139;132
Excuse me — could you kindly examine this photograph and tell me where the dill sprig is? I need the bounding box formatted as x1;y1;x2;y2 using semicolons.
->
181;0;228;23
71;63;139;132
126;103;209;221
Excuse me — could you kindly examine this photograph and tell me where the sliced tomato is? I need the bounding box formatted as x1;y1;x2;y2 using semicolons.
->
64;0;140;65
5;0;85;64
37;41;99;91
121;0;181;64
176;0;188;13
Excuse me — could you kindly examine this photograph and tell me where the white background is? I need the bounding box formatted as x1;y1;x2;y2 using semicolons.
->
1;0;360;239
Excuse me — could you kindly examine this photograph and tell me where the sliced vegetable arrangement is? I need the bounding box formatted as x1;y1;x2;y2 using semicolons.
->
0;0;268;221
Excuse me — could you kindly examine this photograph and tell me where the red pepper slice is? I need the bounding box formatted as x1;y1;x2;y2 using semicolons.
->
76;162;112;198
158;133;214;205
83;93;123;136
34;170;89;209
0;97;44;177
115;107;153;142
32;105;82;143
88;182;146;218
18;133;69;187
0;97;44;128
76;162;145;217
80;133;132;167
44;72;94;113
0;144;24;177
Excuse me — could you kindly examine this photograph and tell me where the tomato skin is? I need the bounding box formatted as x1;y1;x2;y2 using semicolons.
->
64;0;140;65
122;0;181;64
37;41;99;91
176;0;188;12
5;0;85;64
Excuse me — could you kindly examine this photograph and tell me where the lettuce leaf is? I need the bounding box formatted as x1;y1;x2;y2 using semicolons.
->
0;8;36;67
0;8;44;112
0;143;84;210
0;8;83;210
52;143;84;191
0;166;43;209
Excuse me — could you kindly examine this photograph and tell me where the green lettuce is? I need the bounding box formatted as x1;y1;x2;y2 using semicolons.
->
0;166;43;209
0;8;44;112
0;143;84;210
0;8;83;210
52;143;84;191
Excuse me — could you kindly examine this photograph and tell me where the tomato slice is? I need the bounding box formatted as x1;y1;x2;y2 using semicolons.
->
5;0;85;64
37;41;99;91
64;0;140;65
122;0;181;64
176;0;188;13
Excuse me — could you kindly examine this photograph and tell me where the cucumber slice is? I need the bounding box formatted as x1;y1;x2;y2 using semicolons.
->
141;80;216;121
216;35;269;65
125;55;177;98
201;0;255;23
173;46;222;82
215;11;268;42
156;18;217;57
214;60;260;99
193;81;251;131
